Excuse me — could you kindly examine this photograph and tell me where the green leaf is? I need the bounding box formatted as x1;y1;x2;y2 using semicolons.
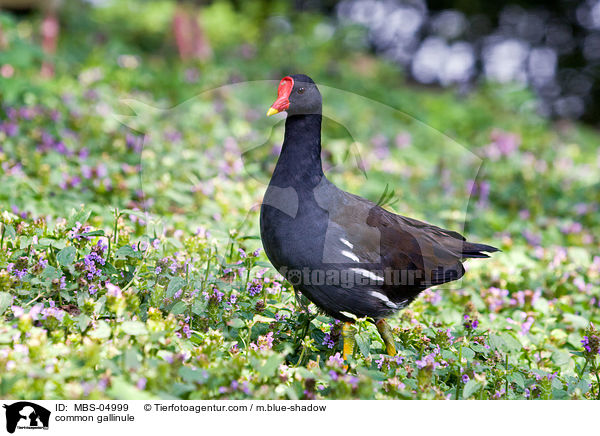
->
124;349;142;370
339;311;358;321
107;377;154;400
356;368;388;381
254;261;273;268
57;246;77;266
462;380;481;399
179;366;206;383
500;333;522;352
470;344;488;354
191;299;207;316
36;238;56;248
121;321;148;336
67;208;91;229
0;292;13;315
4;225;16;240
170;301;187;315
115;245;137;259
102;262;118;275
166;277;185;298
462;347;476;361
227;318;246;329
551;350;571;366
563;314;589;329
76;314;91;332
355;332;370;357
89;321;111;339
509;372;525;389
488;334;507;352
81;230;105;237
41;266;60;281
253;314;276;324
256;354;283;378
576;379;590;394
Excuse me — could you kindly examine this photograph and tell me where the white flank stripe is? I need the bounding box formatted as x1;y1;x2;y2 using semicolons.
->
340;238;353;249
351;268;384;282
341;250;360;262
369;291;397;309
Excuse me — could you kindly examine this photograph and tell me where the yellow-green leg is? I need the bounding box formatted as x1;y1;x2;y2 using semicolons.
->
342;322;356;363
376;319;397;356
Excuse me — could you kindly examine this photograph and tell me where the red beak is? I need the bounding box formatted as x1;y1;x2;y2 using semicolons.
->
267;76;294;116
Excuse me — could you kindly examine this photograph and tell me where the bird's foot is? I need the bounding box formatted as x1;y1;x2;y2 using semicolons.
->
376;319;397;356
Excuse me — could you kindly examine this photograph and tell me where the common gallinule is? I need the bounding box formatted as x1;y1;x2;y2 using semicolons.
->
260;74;499;361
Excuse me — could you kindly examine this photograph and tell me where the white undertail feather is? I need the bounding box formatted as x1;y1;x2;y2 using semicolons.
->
369;291;397;309
341;250;360;262
351;268;384;282
340;238;353;249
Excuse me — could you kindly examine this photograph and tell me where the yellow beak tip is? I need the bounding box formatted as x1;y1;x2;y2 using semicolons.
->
266;107;279;117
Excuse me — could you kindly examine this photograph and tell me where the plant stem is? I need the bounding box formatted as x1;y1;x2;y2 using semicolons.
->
297;342;306;367
578;358;589;379
122;248;150;292
455;343;463;400
113;208;119;245
24;292;44;307
201;246;211;292
592;358;600;400
0;223;5;250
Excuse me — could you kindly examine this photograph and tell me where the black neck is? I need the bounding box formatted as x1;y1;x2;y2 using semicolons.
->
270;113;324;189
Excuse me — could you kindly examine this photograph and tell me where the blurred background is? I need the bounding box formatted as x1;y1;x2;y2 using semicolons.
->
0;0;598;124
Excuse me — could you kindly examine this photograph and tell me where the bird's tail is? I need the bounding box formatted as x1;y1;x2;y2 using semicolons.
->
461;242;500;259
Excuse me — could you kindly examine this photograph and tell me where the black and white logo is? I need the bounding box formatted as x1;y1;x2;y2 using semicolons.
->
3;402;50;434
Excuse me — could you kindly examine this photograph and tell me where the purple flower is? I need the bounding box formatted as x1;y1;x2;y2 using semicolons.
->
582;336;591;352
322;333;335;349
485;129;520;160
106;283;122;297
327;352;344;368
493;387;506;399
461;374;470;383
521;317;534;335
13;268;27;280
41;306;65;321
89;284;98;295
136;378;147;390
463;314;479;330
182;324;191;338
247;279;262;297
256;332;274;350
1;121;18;136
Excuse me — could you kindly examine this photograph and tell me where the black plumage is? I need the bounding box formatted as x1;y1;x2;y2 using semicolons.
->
260;74;499;325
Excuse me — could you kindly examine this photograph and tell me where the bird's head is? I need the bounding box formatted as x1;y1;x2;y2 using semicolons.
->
267;74;322;117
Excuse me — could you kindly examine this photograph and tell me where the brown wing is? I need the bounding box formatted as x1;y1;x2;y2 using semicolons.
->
364;205;465;287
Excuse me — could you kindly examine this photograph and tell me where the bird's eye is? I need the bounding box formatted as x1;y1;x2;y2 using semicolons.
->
297;87;305;94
